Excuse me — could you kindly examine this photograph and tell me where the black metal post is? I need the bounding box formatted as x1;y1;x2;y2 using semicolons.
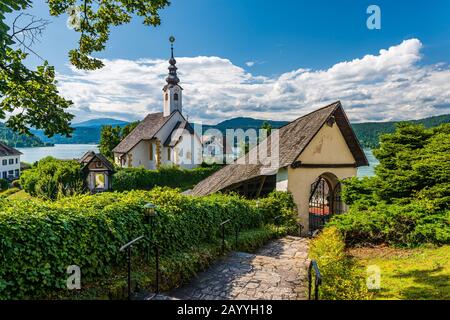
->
308;260;322;300
127;247;131;300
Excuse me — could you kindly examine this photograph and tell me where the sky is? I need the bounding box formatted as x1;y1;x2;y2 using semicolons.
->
7;0;450;124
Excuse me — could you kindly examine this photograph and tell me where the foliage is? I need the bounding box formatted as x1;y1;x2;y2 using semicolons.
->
11;179;20;188
333;123;450;246
0;188;296;299
1;0;170;138
19;156;85;200
309;227;371;300
349;245;450;300
99;125;122;160
98;121;140;160
0;187;19;198
0;178;8;190
113;165;222;191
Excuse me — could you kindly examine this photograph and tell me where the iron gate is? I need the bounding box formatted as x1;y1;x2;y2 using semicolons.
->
309;178;343;232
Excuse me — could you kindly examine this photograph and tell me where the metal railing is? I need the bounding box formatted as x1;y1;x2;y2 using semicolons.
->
147;242;162;300
308;260;322;300
220;219;230;254
119;235;145;300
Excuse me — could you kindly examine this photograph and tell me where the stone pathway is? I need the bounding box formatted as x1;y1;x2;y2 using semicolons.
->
159;236;309;300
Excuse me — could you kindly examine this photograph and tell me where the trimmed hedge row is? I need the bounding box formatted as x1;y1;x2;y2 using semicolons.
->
0;188;297;299
112;165;221;191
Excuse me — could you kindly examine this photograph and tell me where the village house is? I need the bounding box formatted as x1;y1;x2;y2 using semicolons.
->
192;101;369;235
0;142;22;181
79;151;114;192
113;40;202;170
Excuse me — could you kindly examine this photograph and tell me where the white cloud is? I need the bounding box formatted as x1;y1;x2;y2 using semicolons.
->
57;39;450;124
245;61;255;67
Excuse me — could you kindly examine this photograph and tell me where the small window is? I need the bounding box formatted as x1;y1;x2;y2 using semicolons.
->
174;93;179;101
165;93;168;101
95;161;102;168
15;158;18;164
8;170;13;175
14;169;19;177
9;159;14;165
2;171;6;179
2;160;6;166
149;143;154;161
167;148;171;161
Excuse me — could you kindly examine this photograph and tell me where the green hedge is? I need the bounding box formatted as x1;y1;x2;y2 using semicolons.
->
112;165;221;191
0;188;297;299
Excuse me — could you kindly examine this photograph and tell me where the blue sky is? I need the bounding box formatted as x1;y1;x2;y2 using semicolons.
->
8;0;450;123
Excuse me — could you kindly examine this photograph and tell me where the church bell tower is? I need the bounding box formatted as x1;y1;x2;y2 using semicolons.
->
163;36;183;117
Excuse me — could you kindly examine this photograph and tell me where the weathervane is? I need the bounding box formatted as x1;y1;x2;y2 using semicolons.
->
169;36;175;58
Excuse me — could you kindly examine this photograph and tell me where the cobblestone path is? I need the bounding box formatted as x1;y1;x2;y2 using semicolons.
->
163;236;309;300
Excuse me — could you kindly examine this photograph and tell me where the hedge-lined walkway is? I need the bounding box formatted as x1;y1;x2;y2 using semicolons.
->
157;236;309;300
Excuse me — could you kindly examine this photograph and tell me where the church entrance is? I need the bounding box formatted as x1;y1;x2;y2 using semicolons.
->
308;173;343;233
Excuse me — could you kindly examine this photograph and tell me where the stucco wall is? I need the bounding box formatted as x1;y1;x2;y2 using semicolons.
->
0;155;21;180
286;122;358;234
297;121;355;164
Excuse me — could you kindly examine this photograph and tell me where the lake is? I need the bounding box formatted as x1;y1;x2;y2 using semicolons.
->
18;144;99;164
17;144;378;177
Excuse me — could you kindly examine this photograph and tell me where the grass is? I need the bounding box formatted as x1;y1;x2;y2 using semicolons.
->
348;245;450;300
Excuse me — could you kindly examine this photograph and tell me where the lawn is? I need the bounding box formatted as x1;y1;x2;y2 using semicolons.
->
6;189;33;200
348;245;450;300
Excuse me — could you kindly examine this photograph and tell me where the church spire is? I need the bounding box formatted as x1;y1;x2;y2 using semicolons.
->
166;36;180;85
163;36;183;117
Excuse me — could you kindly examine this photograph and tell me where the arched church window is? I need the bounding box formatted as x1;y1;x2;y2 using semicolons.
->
165;93;168;101
174;93;179;101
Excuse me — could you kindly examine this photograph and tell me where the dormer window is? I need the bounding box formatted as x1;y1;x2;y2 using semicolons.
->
174;93;179;101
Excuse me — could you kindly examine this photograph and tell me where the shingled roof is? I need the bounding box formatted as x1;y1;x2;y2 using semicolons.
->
163;120;195;147
79;151;114;171
191;101;368;196
0;142;22;157
113;112;176;154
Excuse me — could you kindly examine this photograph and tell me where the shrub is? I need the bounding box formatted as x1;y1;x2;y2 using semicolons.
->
0;178;8;190
0;188;296;299
11;180;21;189
19;157;85;200
112;165;221;191
308;227;371;300
335;123;450;247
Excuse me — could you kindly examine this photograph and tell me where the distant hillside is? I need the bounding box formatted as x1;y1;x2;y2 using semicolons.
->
0;123;50;148
28;113;450;148
352;114;450;148
73;118;129;128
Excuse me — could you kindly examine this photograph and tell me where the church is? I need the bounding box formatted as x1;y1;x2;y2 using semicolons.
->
113;39;202;170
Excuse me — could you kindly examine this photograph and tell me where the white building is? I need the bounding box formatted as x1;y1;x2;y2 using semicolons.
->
113;40;202;169
0;142;22;180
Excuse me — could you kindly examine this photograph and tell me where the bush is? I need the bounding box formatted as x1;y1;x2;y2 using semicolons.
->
0;178;8;190
0;188;296;299
11;180;20;189
308;227;371;300
334;123;450;247
112;165;221;191
19;157;85;200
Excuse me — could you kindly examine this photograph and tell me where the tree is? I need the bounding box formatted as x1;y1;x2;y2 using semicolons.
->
1;0;170;137
121;121;140;138
261;121;272;136
20;156;85;199
99;125;121;160
99;121;140;160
